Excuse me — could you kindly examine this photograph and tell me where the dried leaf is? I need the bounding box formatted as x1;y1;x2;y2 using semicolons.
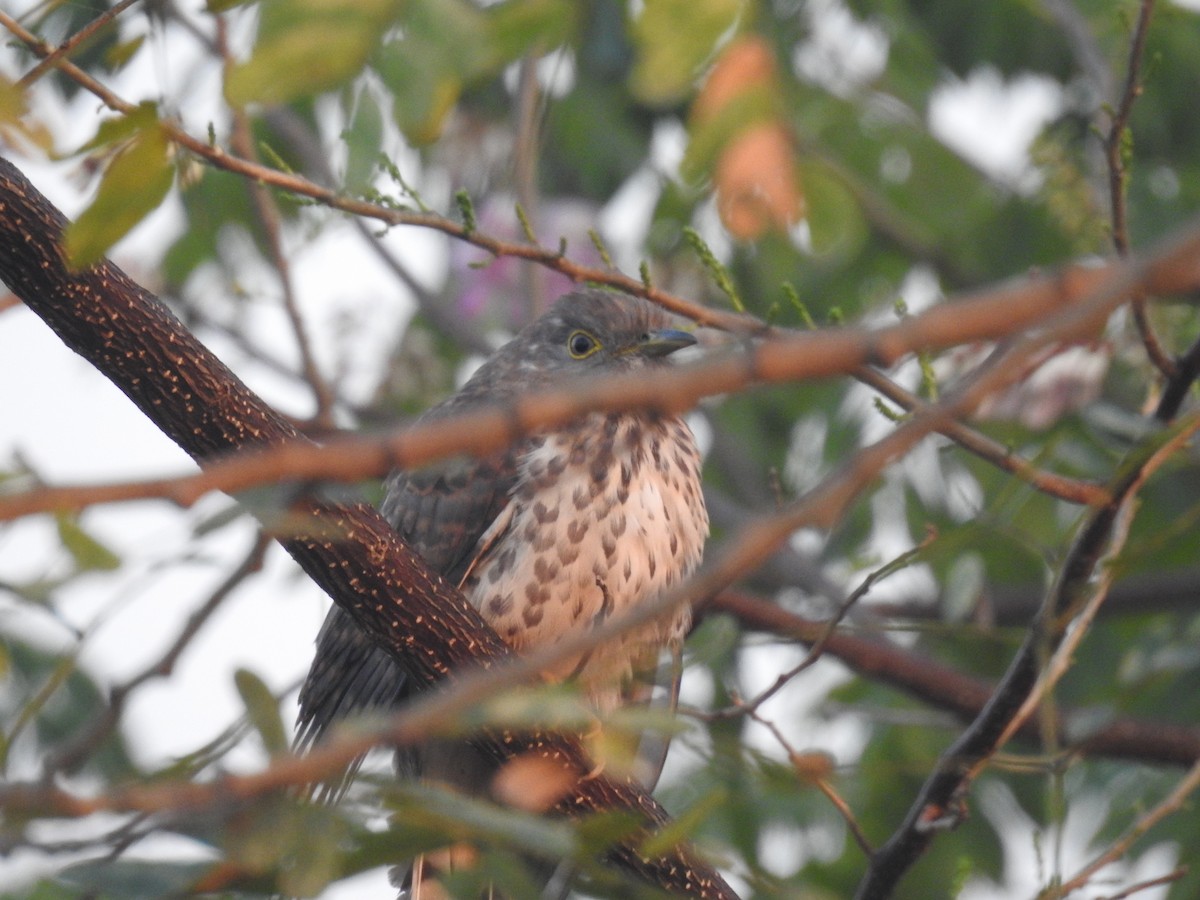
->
715;122;804;238
491;752;577;813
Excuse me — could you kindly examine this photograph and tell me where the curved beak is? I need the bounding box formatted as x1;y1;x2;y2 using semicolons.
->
636;328;697;359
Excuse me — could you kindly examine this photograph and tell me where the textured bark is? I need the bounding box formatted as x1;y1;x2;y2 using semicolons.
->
0;155;737;899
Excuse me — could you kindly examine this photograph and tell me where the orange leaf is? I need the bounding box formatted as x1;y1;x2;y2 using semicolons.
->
490;752;577;813
694;34;776;124
715;122;805;239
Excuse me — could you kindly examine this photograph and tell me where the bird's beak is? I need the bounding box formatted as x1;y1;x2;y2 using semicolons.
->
635;328;697;359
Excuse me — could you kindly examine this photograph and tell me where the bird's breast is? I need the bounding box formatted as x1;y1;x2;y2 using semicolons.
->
461;412;708;702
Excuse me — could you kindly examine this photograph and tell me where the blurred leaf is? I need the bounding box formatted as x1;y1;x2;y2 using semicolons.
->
384;782;578;860
72;101;160;156
629;0;744;106
226;0;397;106
0;75;53;152
374;0;488;143
343;86;384;193
21;880;79;900
105;34;146;70
684;36;804;239
57;859;213;898
162;167;257;285
2;638;136;780
55;514;121;572
486;0;577;62
798;158;867;258
234;668;288;754
65;114;173;268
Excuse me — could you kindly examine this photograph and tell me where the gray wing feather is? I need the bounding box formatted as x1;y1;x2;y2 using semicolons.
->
295;408;522;766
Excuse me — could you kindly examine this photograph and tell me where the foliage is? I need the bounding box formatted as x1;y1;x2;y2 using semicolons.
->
3;0;1200;898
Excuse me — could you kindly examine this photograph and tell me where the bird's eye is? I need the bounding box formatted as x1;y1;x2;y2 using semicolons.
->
567;329;600;359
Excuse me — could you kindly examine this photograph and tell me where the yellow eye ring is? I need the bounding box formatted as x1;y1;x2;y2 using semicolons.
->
567;329;601;359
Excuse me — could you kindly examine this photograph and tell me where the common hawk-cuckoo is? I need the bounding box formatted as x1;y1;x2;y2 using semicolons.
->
296;288;708;891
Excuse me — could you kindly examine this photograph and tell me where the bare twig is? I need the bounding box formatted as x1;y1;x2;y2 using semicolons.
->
5;227;1200;524
42;534;269;775
1052;759;1200;897
1105;0;1175;377
740;701;875;858
855;365;1110;506
710;541;930;720
213;18;336;428
1095;868;1187;900
855;410;1200;899
708;590;1200;768
15;0;142;88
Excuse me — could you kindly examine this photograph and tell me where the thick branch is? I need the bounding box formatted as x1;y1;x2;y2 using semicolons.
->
711;591;1200;768
0;156;736;898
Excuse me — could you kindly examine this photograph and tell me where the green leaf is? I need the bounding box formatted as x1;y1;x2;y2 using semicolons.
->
0;75;53;154
373;0;488;143
387;782;578;860
234;668;288;755
226;19;377;107
205;0;255;11
629;0;744;106
797;158;867;259
105;34;146;70
55;514;121;572
57;859;213;898
226;0;398;106
485;0;576;62
65;120;173;268
72;101;159;154
343;86;384;192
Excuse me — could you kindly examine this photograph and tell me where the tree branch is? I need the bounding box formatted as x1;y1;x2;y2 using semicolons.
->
1105;0;1175;377
855;408;1200;898
709;590;1200;768
7;223;1200;524
0;155;737;898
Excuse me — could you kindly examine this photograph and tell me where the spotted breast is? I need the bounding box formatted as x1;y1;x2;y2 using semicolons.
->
464;410;707;710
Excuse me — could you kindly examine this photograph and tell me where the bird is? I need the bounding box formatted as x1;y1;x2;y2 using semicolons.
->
295;288;709;894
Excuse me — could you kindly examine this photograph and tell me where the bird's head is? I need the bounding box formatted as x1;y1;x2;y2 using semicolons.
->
514;289;697;378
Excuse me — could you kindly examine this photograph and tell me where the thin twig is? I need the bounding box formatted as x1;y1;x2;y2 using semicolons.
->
709;540;931;720
1097;868;1187;900
6;228;1200;524
42;534;270;775
16;0;142;88
709;589;1200;769
214;18;336;429
1052;758;1200;896
856;365;1110;506
855;410;1200;899
1106;0;1175;377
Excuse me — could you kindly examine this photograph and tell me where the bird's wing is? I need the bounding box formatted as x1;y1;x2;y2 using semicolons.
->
295;431;522;759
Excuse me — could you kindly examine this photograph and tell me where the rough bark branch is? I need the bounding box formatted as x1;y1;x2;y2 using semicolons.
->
0;155;737;899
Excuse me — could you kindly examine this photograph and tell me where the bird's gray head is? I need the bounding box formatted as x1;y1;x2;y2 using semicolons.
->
466;290;696;395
